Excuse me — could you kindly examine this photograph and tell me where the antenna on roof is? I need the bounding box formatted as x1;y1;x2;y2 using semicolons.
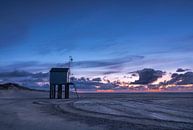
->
68;56;79;98
68;56;73;82
69;56;73;68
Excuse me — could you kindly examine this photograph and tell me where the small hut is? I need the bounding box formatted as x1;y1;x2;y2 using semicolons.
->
49;68;70;99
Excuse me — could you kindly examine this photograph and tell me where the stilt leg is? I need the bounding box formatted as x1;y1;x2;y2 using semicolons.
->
53;85;56;98
49;84;52;99
58;84;62;99
65;84;69;99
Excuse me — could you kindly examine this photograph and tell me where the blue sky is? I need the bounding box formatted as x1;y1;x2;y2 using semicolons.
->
0;0;193;90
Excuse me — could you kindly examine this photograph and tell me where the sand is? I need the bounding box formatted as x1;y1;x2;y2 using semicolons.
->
0;89;193;130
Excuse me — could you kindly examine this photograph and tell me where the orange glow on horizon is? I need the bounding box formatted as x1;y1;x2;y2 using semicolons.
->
96;89;115;93
147;89;161;92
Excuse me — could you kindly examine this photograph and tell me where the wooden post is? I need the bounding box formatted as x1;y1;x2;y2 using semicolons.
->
58;84;62;99
50;84;56;99
53;85;56;98
50;84;52;99
65;83;69;99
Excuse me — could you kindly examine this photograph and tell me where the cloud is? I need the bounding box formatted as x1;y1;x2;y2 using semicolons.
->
70;76;118;90
0;69;122;91
167;72;193;85
8;61;40;68
0;61;49;72
147;84;160;90
131;73;138;77
0;55;144;72
62;55;144;69
0;70;118;90
0;70;49;89
1;68;193;92
102;71;120;75
32;72;49;79
92;77;102;82
0;70;32;78
164;85;193;92
131;68;165;84
176;68;190;72
0;70;49;80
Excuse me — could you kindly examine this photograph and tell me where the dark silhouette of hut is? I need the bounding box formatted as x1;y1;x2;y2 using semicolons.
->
49;68;70;99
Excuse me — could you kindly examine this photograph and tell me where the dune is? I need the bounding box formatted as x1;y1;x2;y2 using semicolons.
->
0;83;33;90
0;83;193;130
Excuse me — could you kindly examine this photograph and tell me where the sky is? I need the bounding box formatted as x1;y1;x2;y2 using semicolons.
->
0;0;193;92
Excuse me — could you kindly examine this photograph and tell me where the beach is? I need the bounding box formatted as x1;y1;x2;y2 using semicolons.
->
0;89;193;130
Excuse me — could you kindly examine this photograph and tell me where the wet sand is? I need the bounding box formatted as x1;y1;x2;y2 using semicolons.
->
0;90;193;130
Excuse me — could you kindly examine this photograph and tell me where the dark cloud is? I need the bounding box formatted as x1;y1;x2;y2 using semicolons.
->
102;71;120;75
127;85;147;91
0;55;144;72
1;68;193;91
147;84;160;90
131;73;138;77
0;70;49;89
92;77;102;82
69;76;118;90
0;70;31;78
32;72;49;79
176;68;190;72
167;72;193;85
131;68;164;85
0;70;118;90
71;60;115;68
171;73;178;78
0;70;123;91
63;55;144;69
8;61;40;68
0;70;49;81
0;61;50;72
164;85;193;92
